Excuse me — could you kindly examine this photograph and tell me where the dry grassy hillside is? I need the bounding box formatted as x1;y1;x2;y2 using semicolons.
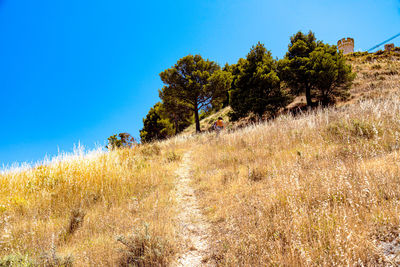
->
187;93;400;265
345;51;400;105
184;52;400;135
177;52;400;265
0;144;182;266
1;52;400;266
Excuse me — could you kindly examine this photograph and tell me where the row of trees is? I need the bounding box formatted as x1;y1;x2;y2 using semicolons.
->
140;55;232;142
139;31;355;143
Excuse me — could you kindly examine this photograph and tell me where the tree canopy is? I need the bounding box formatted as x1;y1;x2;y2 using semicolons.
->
307;43;355;105
279;31;354;106
229;42;291;119
139;102;174;143
138;31;355;141
158;87;192;135
106;133;136;150
159;54;232;132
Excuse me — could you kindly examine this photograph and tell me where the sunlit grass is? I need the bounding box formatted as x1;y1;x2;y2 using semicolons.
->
187;88;400;265
0;143;180;266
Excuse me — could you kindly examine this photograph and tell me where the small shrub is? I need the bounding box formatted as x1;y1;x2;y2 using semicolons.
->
39;243;73;267
326;122;346;138
116;224;172;267
248;166;265;182
326;119;379;140
67;209;86;236
350;119;378;139
0;204;6;213
139;144;161;157
371;64;382;70
165;151;181;162
39;252;73;267
9;196;28;214
221;171;238;184
0;254;35;267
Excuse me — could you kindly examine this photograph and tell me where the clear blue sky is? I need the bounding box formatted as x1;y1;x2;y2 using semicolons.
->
1;0;399;167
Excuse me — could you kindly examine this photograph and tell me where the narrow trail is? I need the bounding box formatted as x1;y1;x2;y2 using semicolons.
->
171;151;215;267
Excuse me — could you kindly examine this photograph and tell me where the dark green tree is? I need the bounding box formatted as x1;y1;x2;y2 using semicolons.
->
279;31;354;106
221;61;246;109
278;31;319;106
106;132;136;150
307;43;355;105
159;54;232;132
229;42;290;119
159;88;192;135
139;102;174;143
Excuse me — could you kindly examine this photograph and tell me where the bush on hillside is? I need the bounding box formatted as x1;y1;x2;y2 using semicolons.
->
116;224;172;267
0;254;35;267
106;132;136;150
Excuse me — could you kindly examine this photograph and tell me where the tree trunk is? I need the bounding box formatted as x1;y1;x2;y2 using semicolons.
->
305;86;313;106
194;105;201;133
174;117;179;135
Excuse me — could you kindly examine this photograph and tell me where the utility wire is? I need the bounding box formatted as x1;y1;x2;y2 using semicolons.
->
367;32;400;52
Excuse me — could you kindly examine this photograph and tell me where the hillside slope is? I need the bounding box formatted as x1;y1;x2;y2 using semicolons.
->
183;52;400;135
0;144;182;266
184;92;400;265
170;52;400;265
1;52;400;266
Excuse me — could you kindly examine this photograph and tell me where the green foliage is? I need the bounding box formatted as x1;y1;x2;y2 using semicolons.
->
278;31;318;106
140;103;174;143
159;54;232;132
165;150;181;162
106;132;136;150
307;44;355;105
279;31;354;106
116;223;172;267
158;88;192;135
38;252;73;267
326;119;380;140
229;42;291;120
0;254;35;267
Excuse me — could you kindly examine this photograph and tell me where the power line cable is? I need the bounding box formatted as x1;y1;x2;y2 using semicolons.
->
367;32;400;52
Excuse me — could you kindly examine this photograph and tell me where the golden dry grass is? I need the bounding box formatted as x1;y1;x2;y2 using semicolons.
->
0;143;182;266
344;52;400;106
186;86;400;265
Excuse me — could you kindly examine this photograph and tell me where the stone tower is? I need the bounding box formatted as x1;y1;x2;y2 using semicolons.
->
337;37;354;55
384;43;394;52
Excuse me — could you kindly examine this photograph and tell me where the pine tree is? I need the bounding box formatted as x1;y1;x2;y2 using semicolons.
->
308;43;355;105
159;55;232;132
139;103;174;143
279;31;354;106
229;42;290;119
